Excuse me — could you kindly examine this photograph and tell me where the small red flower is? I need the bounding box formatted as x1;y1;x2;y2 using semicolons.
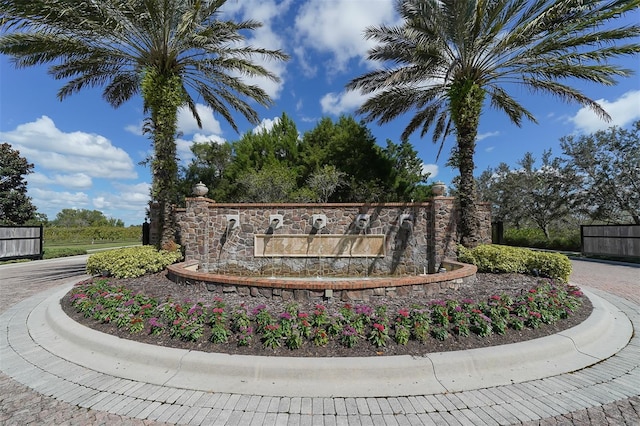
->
373;323;385;332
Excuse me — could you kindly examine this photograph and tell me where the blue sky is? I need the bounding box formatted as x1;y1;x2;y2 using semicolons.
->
1;1;639;226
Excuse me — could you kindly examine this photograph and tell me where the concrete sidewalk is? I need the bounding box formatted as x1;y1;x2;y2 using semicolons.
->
1;258;639;425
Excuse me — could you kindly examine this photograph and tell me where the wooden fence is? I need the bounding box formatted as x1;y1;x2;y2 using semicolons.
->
0;225;43;261
581;224;640;259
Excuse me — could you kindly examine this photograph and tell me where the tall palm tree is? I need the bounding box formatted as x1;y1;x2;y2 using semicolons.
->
0;0;289;247
347;0;640;247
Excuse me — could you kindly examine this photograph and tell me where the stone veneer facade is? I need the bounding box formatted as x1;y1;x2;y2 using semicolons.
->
172;197;491;277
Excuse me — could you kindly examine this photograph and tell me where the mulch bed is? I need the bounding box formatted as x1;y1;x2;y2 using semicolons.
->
61;271;592;358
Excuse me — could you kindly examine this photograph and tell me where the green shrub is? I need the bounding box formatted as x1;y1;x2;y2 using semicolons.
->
458;244;571;283
525;251;572;284
503;228;580;252
45;226;141;244
86;246;183;278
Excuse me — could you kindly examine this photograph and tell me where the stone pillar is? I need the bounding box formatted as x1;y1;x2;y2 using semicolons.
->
148;202;161;247
430;197;458;271
182;196;212;272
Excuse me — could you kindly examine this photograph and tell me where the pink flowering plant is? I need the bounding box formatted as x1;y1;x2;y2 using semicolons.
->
209;306;229;344
262;323;282;349
408;309;429;342
340;325;359;348
68;278;585;352
369;322;389;347
394;308;411;345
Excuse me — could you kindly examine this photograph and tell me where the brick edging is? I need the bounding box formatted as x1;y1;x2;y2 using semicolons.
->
166;260;477;301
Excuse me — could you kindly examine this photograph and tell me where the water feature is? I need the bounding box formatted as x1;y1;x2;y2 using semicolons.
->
168;187;491;300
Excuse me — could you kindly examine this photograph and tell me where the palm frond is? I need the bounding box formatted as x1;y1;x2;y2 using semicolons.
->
346;0;639;144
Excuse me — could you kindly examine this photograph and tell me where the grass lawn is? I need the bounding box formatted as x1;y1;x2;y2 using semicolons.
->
43;240;141;259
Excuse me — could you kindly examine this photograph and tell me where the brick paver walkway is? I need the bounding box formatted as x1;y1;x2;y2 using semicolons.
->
1;257;638;425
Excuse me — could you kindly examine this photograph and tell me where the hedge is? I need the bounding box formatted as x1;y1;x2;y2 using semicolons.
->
86;246;183;278
458;244;572;283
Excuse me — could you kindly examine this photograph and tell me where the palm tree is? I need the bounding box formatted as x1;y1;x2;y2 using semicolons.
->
347;0;640;247
0;0;289;247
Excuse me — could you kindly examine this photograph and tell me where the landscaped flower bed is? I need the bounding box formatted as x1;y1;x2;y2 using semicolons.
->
68;277;584;351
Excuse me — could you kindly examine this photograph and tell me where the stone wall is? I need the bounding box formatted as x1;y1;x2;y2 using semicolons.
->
173;197;491;277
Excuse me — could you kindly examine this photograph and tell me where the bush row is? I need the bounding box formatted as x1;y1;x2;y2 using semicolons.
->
86;246;183;278
45;226;142;244
503;228;581;252
458;244;572;283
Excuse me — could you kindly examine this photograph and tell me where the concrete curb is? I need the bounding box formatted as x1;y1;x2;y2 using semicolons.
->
29;286;632;398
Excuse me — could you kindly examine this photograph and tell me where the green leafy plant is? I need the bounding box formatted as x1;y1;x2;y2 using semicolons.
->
86;245;183;278
432;326;449;341
410;309;431;343
458;244;571;282
312;328;329;346
285;330;303;350
369;323;389;347
237;326;253;347
209;306;229;344
149;317;164;336
262;324;282;349
340;325;359;348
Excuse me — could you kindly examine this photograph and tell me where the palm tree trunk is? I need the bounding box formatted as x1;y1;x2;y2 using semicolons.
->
142;69;183;249
451;80;485;248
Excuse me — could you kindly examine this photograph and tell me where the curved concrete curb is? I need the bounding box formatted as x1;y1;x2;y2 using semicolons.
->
29;286;632;398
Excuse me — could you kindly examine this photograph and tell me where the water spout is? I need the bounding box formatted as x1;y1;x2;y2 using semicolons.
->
399;214;413;232
312;214;327;230
355;214;370;231
267;214;283;232
270;214;283;228
226;214;240;230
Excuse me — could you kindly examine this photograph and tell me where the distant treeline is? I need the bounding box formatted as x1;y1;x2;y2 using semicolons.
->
45;226;141;244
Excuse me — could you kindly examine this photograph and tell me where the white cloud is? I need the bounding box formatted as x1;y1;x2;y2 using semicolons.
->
124;121;144;136
28;187;90;214
320;90;370;115
178;104;223;136
97;182;150;210
294;0;398;73
52;173;93;189
253;116;281;134
127;104;225;138
422;164;439;179
176;133;227;166
220;0;290;100
570;90;640;134
477;131;500;141
0;116;137;179
92;197;111;209
92;182;152;225
293;46;317;78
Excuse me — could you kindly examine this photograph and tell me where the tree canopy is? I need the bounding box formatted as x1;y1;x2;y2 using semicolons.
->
50;209;125;228
0;143;37;225
180;113;431;203
560;120;640;225
347;0;640;247
477;151;578;238
477;122;640;238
